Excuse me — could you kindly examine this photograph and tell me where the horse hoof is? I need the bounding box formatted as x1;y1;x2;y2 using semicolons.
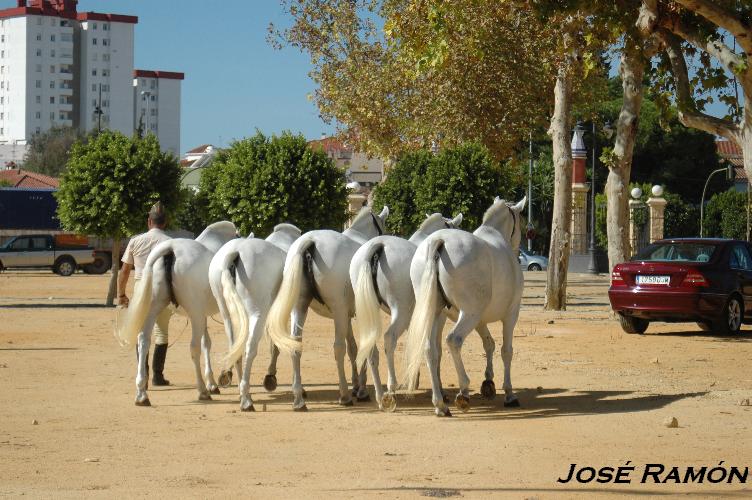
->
442;394;449;404
357;393;371;403
241;404;255;412
263;374;277;392
339;398;354;407
293;404;308;412
135;397;151;407
436;407;452;417
504;397;520;408
381;393;397;413
198;393;213;401
455;394;470;412
210;386;221;395
218;370;233;387
302;389;308;398
480;380;496;399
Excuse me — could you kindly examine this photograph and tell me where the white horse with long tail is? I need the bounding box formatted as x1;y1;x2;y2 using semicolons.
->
115;221;238;406
349;212;464;411
403;197;526;416
266;206;389;410
208;223;301;412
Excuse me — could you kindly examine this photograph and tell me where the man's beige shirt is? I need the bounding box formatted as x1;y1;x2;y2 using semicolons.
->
121;228;171;279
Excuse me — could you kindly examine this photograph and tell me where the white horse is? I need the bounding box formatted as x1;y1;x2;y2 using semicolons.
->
266;206;389;410
208;223;302;412
403;197;526;416
115;221;238;406
349;212;464;411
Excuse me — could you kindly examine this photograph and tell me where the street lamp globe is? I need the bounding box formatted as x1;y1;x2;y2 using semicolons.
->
630;187;643;199
651;185;664;197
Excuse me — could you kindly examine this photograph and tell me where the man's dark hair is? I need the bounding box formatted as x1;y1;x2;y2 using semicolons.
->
149;201;166;226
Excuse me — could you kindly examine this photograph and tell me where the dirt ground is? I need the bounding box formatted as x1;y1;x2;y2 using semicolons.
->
1;270;751;499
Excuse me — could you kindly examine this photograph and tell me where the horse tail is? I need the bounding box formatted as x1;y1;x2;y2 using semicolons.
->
115;242;175;347
218;250;249;369
402;238;444;391
266;235;314;355
354;241;385;372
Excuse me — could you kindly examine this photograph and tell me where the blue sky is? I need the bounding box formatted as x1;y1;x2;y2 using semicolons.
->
77;0;333;153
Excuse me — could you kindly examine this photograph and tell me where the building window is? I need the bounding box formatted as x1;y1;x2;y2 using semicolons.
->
1;97;4;104
91;69;97;76
102;99;109;108
92;99;97;106
35;80;41;88
35;64;41;72
35;49;41;57
35;127;40;134
92;53;98;61
50;65;55;73
102;84;109;92
50;18;55;26
35;111;40;119
50;112;54;120
36;33;41;41
150;108;156;116
50;96;55;104
50;35;55;42
36;17;42;26
92;22;97;30
1;35;5;43
102;39;109;46
1;128;4;135
102;69;109;77
49;81;54;89
50;49;55;57
92;38;97;45
91;84;96;91
103;24;109;31
102;54;109;62
35;95;40;104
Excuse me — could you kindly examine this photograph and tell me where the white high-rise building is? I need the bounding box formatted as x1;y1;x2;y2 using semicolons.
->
133;70;183;156
0;0;182;166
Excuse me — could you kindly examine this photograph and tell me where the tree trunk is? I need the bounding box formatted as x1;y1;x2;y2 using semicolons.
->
606;46;645;271
544;52;577;311
105;236;121;306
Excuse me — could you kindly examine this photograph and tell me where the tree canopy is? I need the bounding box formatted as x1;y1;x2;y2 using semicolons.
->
22;125;87;177
199;131;348;236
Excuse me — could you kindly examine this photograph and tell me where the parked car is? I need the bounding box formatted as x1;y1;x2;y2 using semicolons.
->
0;234;96;276
519;248;548;271
609;238;752;334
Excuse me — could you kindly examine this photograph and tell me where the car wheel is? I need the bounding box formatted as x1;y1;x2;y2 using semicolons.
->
528;263;542;271
83;253;111;275
617;313;649;334
54;257;76;277
714;295;743;335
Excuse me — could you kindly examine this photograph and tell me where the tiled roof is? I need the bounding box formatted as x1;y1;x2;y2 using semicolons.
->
716;140;746;181
0;168;59;188
180;159;196;168
308;136;351;154
185;144;212;155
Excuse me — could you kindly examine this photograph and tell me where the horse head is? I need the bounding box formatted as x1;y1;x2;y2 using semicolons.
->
347;205;389;241
481;197;526;247
196;221;239;253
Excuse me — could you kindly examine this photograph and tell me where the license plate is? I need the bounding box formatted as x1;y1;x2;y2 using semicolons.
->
636;275;670;285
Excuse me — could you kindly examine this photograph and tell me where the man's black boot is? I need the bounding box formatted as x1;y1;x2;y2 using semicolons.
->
152;344;170;386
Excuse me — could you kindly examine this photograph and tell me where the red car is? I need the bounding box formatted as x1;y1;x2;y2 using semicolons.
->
608;238;752;335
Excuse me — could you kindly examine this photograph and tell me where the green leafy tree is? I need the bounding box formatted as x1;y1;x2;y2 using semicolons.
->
56;131;181;305
703;189;748;240
373;143;521;236
203;131;348;236
22;125;87;177
174;187;213;236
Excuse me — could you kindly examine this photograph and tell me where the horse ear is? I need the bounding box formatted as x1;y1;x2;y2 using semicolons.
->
379;205;389;220
511;196;527;213
494;196;501;203
247;231;254;239
451;213;463;227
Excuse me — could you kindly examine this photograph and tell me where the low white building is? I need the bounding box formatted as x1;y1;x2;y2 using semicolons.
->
308;135;383;188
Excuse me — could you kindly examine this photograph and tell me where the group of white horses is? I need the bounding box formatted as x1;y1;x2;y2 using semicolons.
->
115;196;526;417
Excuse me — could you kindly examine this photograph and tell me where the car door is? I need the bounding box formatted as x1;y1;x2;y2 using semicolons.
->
2;237;31;267
518;250;528;270
729;244;752;315
30;236;52;266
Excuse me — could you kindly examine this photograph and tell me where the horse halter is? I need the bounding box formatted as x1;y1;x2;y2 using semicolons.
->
507;206;517;239
370;212;384;236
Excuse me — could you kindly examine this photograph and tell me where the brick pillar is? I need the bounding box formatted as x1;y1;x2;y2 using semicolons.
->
570;126;589;254
646;196;667;243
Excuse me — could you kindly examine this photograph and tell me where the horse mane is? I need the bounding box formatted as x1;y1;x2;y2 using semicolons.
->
273;223;302;237
418;213;444;231
482;199;509;224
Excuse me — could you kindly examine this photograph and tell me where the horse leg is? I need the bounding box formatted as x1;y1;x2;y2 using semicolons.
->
333;310;353;406
446;311;481;412
135;312;158;406
501;306;521;407
189;315;211;401
433;312;448;396
239;312;264;412
384;307;408;394
476;324;496;399
424;310;450;416
263;340;280;392
290;297;310;411
202;330;220;395
347;321;369;402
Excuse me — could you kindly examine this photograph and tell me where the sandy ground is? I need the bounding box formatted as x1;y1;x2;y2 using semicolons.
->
0;270;751;499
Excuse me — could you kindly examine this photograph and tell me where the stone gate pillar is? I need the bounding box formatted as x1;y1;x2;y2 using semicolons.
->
647;195;667;242
570;126;589;255
345;193;367;228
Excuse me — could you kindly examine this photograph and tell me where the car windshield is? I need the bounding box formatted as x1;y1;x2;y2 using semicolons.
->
633;242;718;263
